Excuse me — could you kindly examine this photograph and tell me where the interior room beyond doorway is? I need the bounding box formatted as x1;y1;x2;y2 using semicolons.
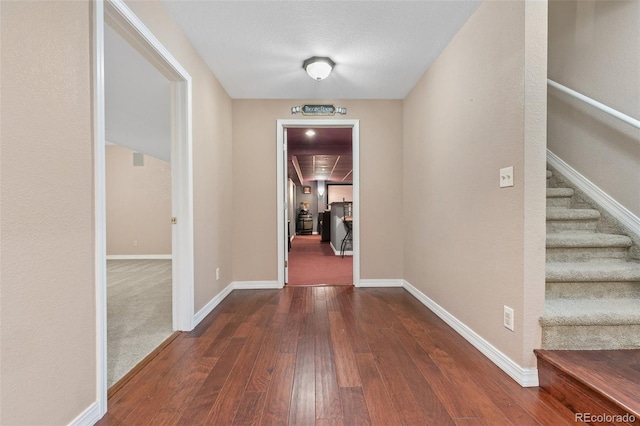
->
286;127;354;286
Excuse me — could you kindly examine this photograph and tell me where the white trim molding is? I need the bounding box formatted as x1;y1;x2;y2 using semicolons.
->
359;279;404;288
547;150;640;239
93;0;108;417
233;281;280;290
277;119;361;288
106;254;172;260
193;282;234;327
68;402;100;426
193;281;279;327
95;0;195;420
403;280;539;387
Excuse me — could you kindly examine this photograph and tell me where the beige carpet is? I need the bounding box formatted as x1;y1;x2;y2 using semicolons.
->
107;259;173;387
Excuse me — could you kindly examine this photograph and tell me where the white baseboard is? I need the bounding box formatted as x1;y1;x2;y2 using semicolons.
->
232;281;281;290
106;254;172;260
547;149;640;239
402;280;539;387
329;241;353;256
192;281;280;328
193;282;234;327
68;402;100;426
358;279;404;288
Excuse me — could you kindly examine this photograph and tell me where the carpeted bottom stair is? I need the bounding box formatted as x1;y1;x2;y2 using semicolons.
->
541;169;640;350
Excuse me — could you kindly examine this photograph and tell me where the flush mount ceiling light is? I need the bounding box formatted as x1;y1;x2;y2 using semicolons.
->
305;129;316;137
303;56;335;81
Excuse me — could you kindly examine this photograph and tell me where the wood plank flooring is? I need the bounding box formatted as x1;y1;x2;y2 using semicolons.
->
98;287;579;425
535;349;640;424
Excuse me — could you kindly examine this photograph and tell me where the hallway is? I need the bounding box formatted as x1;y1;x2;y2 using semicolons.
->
99;287;576;425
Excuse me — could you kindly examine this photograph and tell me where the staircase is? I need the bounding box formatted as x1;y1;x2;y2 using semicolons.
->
536;168;640;423
541;168;640;350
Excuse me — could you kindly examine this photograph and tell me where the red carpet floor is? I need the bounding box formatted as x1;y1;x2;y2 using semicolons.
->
287;235;353;286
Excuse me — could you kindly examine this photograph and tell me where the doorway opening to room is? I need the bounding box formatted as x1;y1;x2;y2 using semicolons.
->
95;0;195;410
104;21;175;390
277;119;360;287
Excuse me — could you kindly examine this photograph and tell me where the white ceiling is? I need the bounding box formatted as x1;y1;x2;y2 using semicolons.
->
163;0;482;99
105;23;171;162
104;1;482;162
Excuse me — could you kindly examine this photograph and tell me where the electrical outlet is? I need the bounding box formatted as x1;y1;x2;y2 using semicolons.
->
133;240;138;247
500;166;514;188
216;268;220;281
503;305;515;331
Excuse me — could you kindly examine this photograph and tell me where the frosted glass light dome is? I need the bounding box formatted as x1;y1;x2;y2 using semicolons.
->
303;57;335;81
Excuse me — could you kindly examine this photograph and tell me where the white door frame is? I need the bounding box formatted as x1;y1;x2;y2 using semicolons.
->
276;119;360;288
93;0;194;416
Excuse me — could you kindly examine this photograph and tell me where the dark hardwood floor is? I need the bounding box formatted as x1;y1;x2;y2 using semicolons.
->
536;349;640;425
98;287;579;425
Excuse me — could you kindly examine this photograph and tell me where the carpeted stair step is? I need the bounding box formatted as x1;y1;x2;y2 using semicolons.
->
547;170;552;179
546;261;640;299
546;208;601;233
546;261;640;282
546;187;574;208
546;233;632;262
540;298;640;350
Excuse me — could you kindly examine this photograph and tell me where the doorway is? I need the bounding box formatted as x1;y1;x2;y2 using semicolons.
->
276;119;360;288
94;0;194;415
104;19;174;388
286;128;354;285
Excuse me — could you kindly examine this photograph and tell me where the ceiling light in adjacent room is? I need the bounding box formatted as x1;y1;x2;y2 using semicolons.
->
306;129;316;137
303;56;335;81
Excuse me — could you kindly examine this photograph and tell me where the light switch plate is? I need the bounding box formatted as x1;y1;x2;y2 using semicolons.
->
500;166;514;188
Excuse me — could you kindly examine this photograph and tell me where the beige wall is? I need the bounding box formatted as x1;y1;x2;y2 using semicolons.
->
126;1;234;312
106;145;172;255
232;100;403;282
1;0;234;423
403;0;547;368
548;0;640;217
0;1;95;424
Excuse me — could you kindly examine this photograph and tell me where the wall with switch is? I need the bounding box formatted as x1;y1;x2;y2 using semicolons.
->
403;0;546;372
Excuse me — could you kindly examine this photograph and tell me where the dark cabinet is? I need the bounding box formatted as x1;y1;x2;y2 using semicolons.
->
320;211;331;242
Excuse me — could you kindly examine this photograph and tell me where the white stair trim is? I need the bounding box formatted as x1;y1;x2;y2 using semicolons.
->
547;150;640;239
403;280;539;387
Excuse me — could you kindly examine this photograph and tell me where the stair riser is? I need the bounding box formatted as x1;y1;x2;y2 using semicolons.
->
546;247;629;263
546;281;640;299
536;355;639;425
547;197;572;208
542;324;640;350
547;220;599;233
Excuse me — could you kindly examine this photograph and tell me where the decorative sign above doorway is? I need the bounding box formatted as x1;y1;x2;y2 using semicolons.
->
291;105;347;116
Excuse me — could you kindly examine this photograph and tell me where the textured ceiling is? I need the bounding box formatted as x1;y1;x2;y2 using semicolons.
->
163;1;482;99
